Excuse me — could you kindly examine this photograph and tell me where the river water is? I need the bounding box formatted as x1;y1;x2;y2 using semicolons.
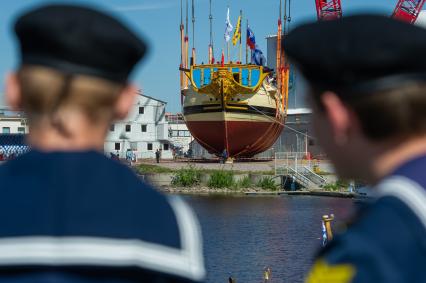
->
185;195;355;283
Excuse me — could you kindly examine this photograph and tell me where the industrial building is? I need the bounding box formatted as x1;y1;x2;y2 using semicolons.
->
166;113;193;153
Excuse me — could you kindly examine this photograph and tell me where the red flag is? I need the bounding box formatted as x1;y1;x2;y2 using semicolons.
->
221;50;225;67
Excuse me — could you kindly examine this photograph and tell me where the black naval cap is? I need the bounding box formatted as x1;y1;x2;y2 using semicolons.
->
14;4;147;83
283;15;426;96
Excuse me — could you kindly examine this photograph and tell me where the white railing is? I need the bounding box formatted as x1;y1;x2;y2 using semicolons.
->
301;166;326;186
275;152;323;188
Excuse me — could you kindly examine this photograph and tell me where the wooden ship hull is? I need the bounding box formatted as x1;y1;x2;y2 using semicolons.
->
178;1;291;160
181;64;287;158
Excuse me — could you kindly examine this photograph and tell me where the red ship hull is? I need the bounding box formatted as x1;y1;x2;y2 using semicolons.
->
186;118;284;158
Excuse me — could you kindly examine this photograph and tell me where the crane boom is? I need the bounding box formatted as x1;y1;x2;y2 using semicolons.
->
392;0;426;24
315;0;342;21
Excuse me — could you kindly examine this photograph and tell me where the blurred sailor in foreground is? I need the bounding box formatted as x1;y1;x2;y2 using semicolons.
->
1;4;205;283
284;15;426;282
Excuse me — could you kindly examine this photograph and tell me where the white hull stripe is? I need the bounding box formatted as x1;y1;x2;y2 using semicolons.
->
376;176;426;229
0;197;205;281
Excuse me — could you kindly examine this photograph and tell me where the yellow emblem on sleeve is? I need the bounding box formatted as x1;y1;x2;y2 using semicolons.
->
305;259;356;283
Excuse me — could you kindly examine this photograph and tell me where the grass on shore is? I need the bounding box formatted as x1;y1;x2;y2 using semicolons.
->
322;180;349;191
256;176;279;191
171;165;201;187
137;164;279;191
136;163;274;175
207;170;235;189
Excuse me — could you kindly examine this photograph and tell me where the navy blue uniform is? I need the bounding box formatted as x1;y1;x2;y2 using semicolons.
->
0;150;205;283
306;156;426;283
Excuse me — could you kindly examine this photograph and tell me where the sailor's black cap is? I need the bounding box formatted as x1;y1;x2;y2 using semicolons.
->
14;4;147;83
283;15;426;96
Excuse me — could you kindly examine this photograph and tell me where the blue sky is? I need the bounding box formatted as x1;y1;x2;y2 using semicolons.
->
0;0;398;112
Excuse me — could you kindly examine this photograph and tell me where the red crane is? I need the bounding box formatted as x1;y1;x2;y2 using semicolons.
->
315;0;342;21
392;0;426;24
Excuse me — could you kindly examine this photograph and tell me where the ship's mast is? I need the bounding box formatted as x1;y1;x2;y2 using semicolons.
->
180;0;185;96
286;0;292;34
180;0;183;67
239;9;242;63
191;0;196;65
281;0;291;112
183;0;189;87
283;0;287;34
245;19;248;64
185;0;189;68
227;5;230;63
209;0;214;64
276;0;282;110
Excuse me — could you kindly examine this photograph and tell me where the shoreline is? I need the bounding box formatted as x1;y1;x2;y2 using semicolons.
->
158;186;355;198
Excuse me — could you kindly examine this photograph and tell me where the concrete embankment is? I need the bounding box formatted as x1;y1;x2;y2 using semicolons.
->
158;186;354;198
140;172;281;187
136;161;353;198
245;191;355;198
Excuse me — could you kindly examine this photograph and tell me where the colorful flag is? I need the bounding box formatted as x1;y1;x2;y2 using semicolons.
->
251;45;266;66
221;50;225;66
224;8;233;42
232;15;241;46
208;44;213;64
247;26;256;50
322;221;328;247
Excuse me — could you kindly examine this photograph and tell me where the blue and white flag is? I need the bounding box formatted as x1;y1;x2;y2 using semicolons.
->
224;8;233;42
251;45;266;66
322;221;328;247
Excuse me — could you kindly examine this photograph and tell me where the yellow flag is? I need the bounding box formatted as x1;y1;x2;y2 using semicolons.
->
232;16;241;46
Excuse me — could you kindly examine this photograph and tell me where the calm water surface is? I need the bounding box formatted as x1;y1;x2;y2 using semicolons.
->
184;195;354;283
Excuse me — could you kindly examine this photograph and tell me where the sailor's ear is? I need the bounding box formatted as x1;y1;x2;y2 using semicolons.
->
5;72;23;111
114;84;138;120
320;91;351;146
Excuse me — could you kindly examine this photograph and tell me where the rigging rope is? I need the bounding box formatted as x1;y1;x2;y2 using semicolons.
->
247;104;316;139
287;0;292;33
283;0;287;34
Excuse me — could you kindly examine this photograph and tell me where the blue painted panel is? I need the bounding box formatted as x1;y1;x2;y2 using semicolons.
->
192;69;201;88
251;70;260;86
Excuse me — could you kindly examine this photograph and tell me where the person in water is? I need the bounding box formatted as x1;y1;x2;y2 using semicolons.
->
0;3;205;283
284;15;426;282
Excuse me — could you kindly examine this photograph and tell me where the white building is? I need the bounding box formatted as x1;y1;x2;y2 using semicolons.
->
0;107;28;134
166;113;193;153
104;92;172;159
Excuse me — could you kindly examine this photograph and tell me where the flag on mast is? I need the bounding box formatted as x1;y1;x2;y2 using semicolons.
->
322;220;328;247
221;49;225;66
247;26;256;50
224;8;233;42
208;44;213;64
251;45;266;66
232;15;241;46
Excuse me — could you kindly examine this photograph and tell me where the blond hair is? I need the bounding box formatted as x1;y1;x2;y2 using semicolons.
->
17;66;123;126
